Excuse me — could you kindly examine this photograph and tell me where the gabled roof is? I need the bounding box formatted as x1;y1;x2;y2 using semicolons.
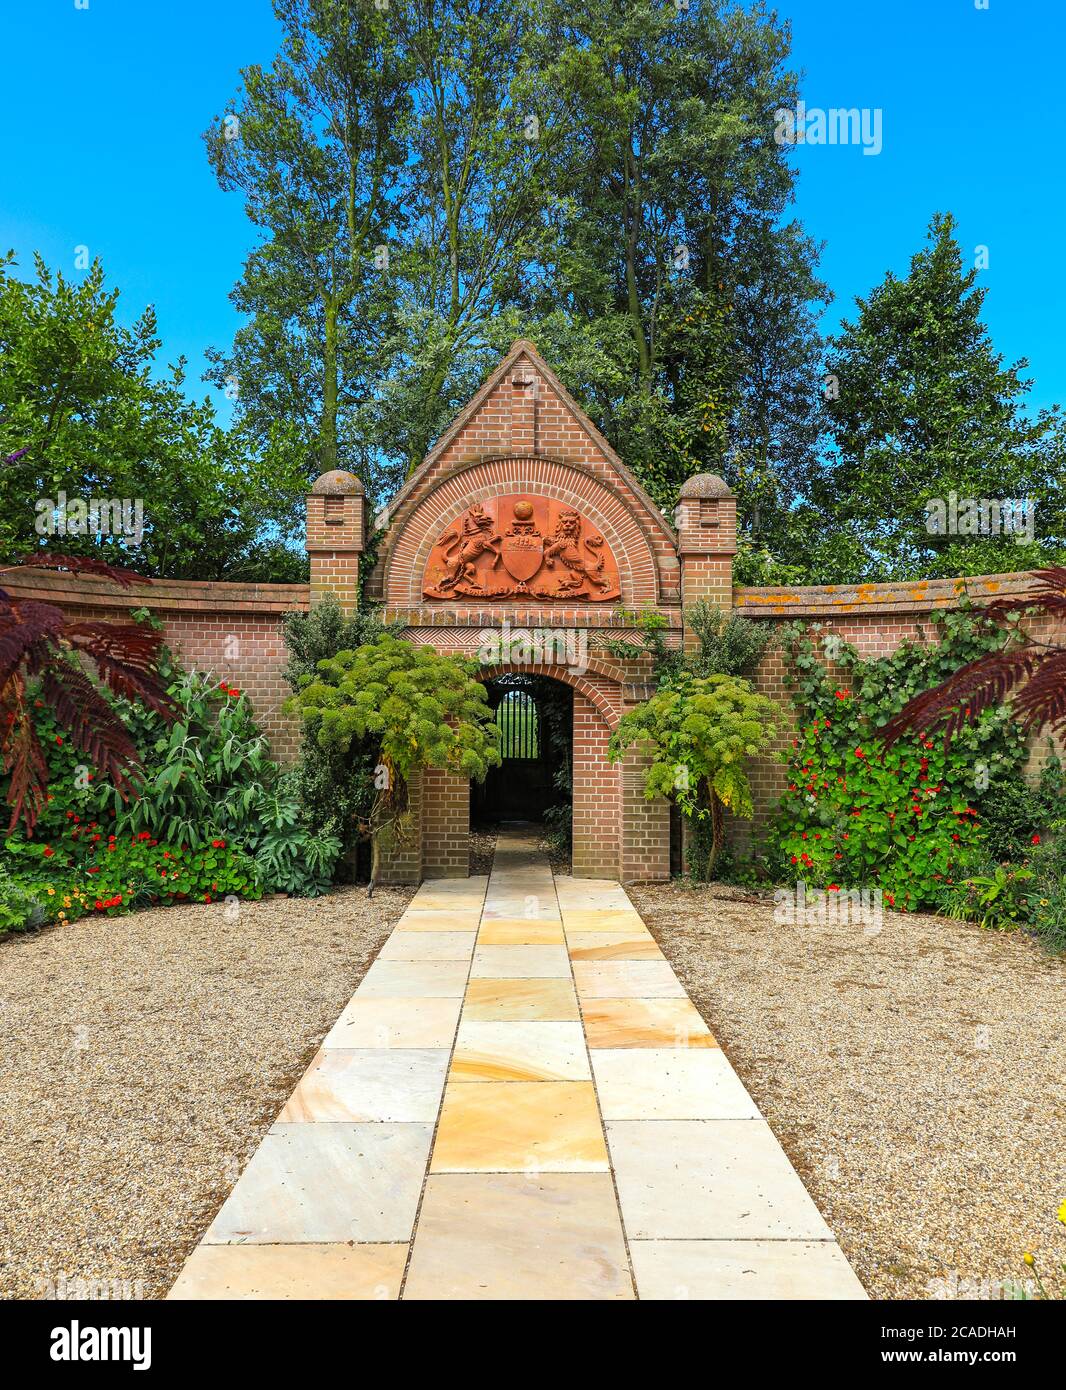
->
379;339;676;541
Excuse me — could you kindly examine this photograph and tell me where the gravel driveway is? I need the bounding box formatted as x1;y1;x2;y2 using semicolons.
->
630;882;1066;1301
0;886;411;1301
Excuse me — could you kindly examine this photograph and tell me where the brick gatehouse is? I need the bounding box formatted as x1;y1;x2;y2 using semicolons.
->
310;339;735;883
6;338;1045;885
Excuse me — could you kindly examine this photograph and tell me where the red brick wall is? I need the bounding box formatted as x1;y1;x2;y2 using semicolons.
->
3;568;308;762
731;571;1052;848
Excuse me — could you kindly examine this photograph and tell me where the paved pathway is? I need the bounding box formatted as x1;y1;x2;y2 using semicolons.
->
170;829;865;1300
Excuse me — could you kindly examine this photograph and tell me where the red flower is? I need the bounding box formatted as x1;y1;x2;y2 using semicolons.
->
55;736;63;746
1031;834;1041;845
211;839;226;849
886;893;895;907
229;689;240;698
203;893;212;903
828;885;840;892
42;846;54;858
854;747;865;758
218;681;228;690
790;856;798;864
163;851;171;859
94;900;103;911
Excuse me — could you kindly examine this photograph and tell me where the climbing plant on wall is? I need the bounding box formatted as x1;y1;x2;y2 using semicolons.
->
767;610;1035;910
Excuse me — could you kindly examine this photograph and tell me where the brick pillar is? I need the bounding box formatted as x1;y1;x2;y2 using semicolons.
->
422;767;471;878
306;470;365;613
571;693;620;879
620;742;671;884
675;473;737;651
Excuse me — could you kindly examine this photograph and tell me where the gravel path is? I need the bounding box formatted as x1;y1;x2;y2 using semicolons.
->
630;882;1066;1301
0;886;412;1301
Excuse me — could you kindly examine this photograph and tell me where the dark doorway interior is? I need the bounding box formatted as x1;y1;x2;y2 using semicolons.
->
472;675;573;832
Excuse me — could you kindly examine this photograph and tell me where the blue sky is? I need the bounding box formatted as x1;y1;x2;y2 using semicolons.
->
2;0;1063;416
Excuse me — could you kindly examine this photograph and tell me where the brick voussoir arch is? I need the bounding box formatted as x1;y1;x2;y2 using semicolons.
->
383;458;660;608
477;661;623;730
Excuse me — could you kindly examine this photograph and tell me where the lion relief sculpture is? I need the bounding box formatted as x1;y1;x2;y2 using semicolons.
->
423;496;621;601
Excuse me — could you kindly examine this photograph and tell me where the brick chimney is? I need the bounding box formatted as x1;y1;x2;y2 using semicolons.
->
306;470;365;612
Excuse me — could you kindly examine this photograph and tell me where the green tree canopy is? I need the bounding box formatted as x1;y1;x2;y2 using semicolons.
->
805;213;1066;582
0;251;308;580
287;634;501;884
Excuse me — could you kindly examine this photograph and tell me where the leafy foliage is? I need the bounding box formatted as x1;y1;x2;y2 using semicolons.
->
287;634;501;884
605;601;772;687
768;614;1035;910
0;252;308;580
0;554;176;832
882;568;1066;748
608;674;778;879
281;596;401;867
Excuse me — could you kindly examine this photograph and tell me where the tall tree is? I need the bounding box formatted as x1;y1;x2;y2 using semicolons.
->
204;0;409;493
516;0;827;562
380;0;555;475
810;213;1066;582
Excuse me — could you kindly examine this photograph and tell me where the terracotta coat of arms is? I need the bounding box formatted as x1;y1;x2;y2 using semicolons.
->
423;495;621;601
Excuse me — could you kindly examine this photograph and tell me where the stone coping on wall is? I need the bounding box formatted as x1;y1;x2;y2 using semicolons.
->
735;570;1041;619
0;566;311;616
382;605;683;630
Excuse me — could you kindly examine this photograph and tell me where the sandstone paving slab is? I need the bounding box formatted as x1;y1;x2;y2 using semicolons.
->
430;1081;609;1173
470;944;571;979
357;959;470;997
566;931;661;960
581;997;718;1049
169;1242;407;1301
606;1119;835;1241
628;1239;867;1301
378;930;477;961
477;918;567;945
322;996;461;1049
277;1049;450;1123
591;1048;761;1121
573;960;686;999
204;1123;433;1244
403;1174;634;1301
462;977;581;1022
451;1021;591;1083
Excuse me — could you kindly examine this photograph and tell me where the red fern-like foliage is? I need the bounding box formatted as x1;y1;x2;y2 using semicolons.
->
882;568;1066;747
0;555;177;833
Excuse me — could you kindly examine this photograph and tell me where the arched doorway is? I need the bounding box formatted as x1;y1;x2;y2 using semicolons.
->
472;674;574;845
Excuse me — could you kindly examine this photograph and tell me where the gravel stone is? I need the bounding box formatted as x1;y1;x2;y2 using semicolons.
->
630;882;1066;1301
0;885;411;1300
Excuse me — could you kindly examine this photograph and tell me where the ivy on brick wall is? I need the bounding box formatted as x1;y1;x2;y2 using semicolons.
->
767;610;1035;910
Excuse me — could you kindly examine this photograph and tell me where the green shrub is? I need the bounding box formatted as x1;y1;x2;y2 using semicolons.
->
608;674;779;879
287;634;501;886
281;596;400;868
0;864;47;933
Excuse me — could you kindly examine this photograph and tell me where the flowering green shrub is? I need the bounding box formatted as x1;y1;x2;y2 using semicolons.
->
4;829;261;927
768;614;1032;910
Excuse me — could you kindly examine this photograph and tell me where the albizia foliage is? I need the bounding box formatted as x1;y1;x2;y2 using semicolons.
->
882;568;1066;746
0;554;176;832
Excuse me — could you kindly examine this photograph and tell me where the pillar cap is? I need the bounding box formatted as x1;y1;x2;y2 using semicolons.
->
311;469;364;496
678;473;733;499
